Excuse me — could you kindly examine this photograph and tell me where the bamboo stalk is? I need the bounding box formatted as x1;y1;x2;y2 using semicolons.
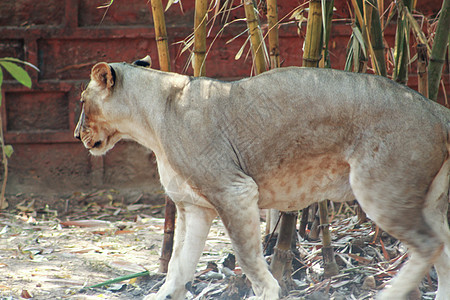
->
370;0;387;77
302;0;322;67
265;1;298;290
0;117;8;210
265;0;280;238
377;0;384;29
351;0;365;33
320;0;334;68
298;207;309;239
403;5;431;53
363;0;380;74
303;1;339;277
318;200;339;278
150;0;171;72
267;0;280;69
244;0;267;74
149;0;176;273
193;0;208;76
393;0;414;84
159;196;176;273
270;212;296;292
428;0;450;101
309;203;320;240
417;43;429;98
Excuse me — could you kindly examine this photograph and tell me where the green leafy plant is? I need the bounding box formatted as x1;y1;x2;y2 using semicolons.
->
0;57;38;210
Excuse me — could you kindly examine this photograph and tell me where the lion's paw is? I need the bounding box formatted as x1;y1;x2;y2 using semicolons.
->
142;294;157;300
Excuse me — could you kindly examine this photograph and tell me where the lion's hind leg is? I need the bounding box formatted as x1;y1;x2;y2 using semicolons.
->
423;158;450;300
348;162;444;300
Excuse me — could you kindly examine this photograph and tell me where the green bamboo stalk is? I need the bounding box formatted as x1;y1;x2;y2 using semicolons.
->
354;0;369;72
363;0;379;74
267;0;280;69
244;0;267;74
150;0;171;72
417;43;429;98
377;0;384;28
370;0;387;77
428;0;450;101
320;0;334;68
193;0;208;76
302;0;323;67
393;0;414;84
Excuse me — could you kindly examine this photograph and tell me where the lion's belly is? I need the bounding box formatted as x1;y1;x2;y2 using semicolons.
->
256;155;354;211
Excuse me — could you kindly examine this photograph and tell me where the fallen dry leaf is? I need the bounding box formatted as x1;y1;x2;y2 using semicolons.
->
20;289;32;298
60;220;111;228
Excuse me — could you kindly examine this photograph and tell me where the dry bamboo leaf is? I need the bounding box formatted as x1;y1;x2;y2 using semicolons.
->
114;230;134;235
347;253;372;265
289;7;305;21
379;238;390;261
225;27;248;44
165;0;179;11
235;36;250;60
20;289;32;299
109;260;146;273
60;220;111;228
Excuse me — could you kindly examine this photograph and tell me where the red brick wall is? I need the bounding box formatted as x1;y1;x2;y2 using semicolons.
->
0;0;447;195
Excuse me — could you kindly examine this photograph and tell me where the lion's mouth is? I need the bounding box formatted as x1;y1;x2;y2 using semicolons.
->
92;140;102;149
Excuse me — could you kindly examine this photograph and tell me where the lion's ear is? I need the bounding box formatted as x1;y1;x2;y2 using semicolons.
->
91;62;115;89
132;55;152;68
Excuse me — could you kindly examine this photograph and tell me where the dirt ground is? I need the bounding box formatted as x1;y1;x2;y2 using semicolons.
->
0;191;439;300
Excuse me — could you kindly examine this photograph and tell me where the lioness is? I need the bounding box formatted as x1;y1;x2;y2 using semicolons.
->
75;57;450;300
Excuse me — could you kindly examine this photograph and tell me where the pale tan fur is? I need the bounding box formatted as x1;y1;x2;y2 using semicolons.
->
75;61;450;300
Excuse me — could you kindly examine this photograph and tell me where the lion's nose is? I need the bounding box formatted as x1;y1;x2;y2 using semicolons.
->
74;129;81;140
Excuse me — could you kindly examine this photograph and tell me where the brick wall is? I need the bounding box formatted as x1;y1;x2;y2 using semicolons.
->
0;0;447;195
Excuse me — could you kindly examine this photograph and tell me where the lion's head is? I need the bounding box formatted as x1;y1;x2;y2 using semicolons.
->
75;56;153;156
74;62;125;156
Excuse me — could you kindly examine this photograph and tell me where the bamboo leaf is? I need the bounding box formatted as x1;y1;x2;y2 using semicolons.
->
179;35;195;54
4;145;13;158
165;0;179;11
97;0;114;9
351;25;367;57
0;58;39;72
345;44;354;71
226;28;248;44
290;7;304;20
0;62;32;88
352;36;360;71
84;271;150;289
321;0;327;34
235;36;250;60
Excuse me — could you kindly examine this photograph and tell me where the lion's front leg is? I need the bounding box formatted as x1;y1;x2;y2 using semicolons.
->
144;203;217;300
